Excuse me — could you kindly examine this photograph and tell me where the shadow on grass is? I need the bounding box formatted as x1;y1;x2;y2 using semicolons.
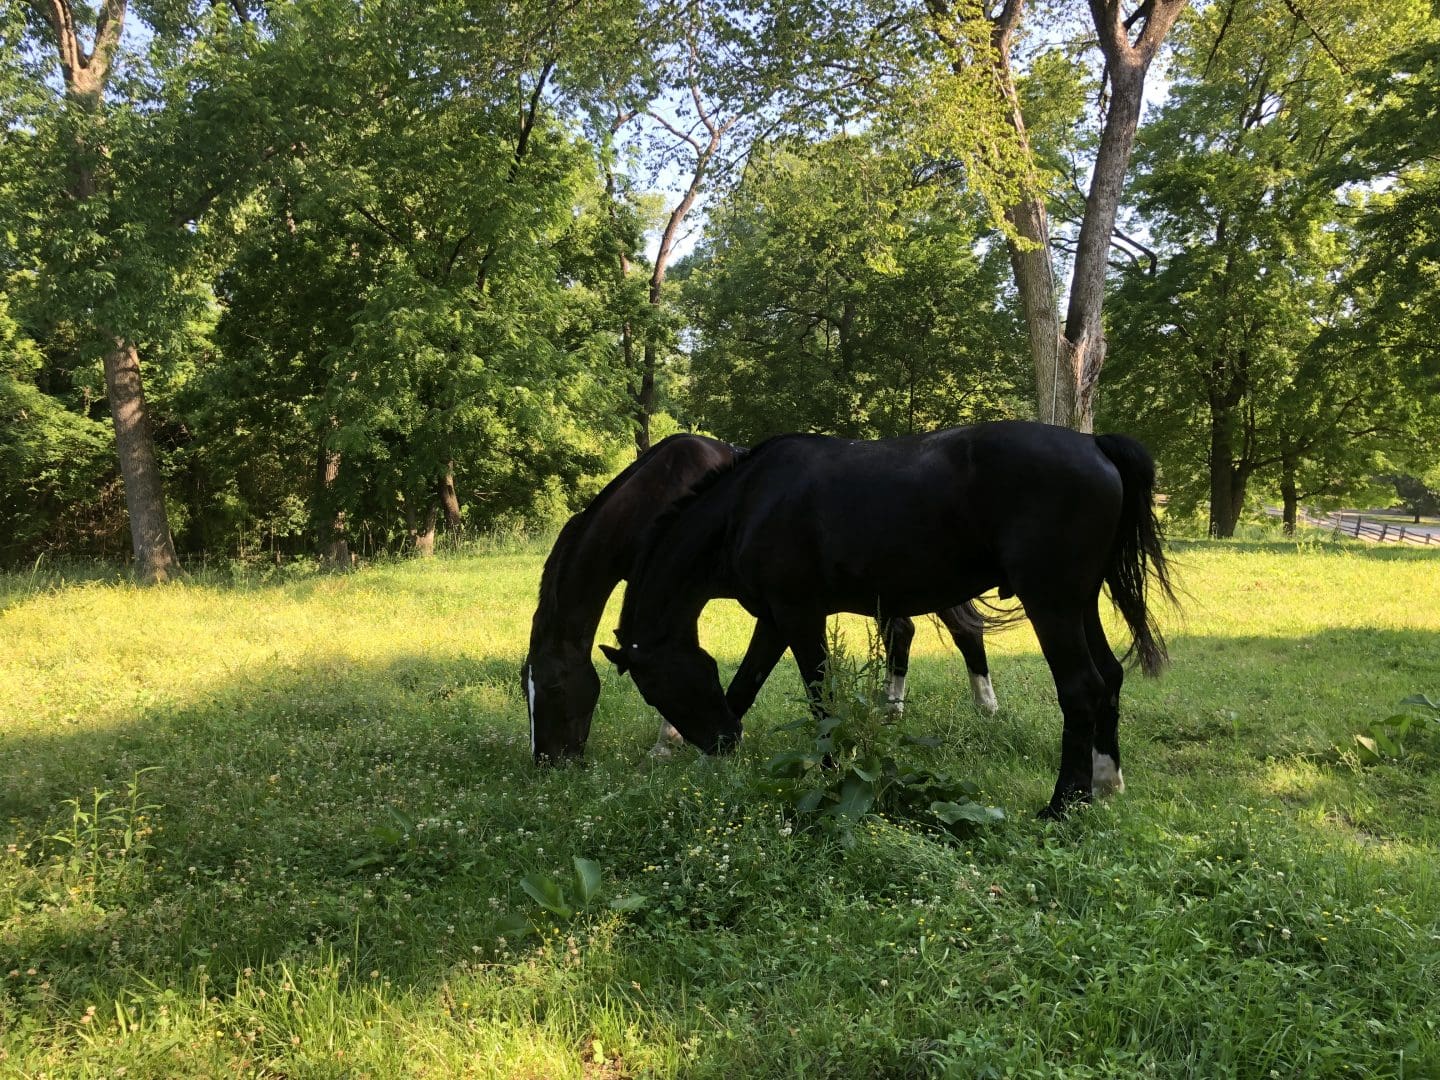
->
2;624;1437;1047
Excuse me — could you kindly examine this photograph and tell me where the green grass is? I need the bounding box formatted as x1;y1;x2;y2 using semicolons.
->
2;538;1439;1078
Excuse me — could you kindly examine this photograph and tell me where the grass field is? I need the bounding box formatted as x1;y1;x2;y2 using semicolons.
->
2;537;1439;1078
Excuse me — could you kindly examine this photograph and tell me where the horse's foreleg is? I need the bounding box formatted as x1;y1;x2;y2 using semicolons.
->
1084;606;1126;797
724;618;789;718
878;615;915;715
1026;603;1106;819
938;604;997;714
776;613;830;722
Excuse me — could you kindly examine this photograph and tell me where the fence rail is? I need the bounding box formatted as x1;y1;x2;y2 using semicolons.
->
1309;510;1439;547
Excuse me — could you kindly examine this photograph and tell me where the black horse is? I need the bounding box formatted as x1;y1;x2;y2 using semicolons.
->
524;434;996;763
600;421;1174;818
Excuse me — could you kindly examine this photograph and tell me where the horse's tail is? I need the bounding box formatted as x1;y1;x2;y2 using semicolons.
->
1095;433;1176;677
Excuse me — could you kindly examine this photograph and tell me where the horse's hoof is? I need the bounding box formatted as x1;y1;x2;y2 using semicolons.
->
648;743;676;760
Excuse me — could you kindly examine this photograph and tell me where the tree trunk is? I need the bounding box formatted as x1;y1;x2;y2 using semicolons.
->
1280;453;1298;535
939;0;1187;431
1227;471;1249;535
1005;198;1067;426
1209;405;1240;538
1061;57;1152;433
315;440;350;567
103;339;181;582
439;462;462;537
635;340;656;455
968;6;1067;426
415;506;438;557
629;74;731;455
37;0;184;580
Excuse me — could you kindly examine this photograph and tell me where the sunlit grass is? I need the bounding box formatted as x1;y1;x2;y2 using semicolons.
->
2;539;1438;1076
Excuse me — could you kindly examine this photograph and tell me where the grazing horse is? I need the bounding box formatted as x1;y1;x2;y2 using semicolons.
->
524;434;996;763
600;421;1174;818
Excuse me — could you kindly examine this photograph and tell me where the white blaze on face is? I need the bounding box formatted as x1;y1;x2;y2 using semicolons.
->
885;673;907;714
1092;750;1125;797
970;673;998;715
526;668;537;756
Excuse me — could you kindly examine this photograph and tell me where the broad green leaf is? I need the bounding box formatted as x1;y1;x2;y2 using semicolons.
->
572;857;602;905
1354;734;1382;763
520;873;572;919
825;775;875;822
767;750;822;779
794;788;827;814
852;756;881;782
930;800;1003;827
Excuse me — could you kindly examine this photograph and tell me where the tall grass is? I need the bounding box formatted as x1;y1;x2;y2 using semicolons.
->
2;542;1438;1077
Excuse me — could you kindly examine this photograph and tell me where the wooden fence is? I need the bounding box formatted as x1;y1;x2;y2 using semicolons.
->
1314;511;1440;547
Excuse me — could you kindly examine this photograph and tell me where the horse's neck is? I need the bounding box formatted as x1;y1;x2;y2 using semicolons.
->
530;524;630;657
623;504;727;645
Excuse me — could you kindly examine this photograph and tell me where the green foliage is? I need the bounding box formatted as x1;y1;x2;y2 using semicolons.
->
683;135;1027;441
764;623;1004;844
1352;693;1440;765
511;856;648;932
1103;0;1438;535
42;769;161;906
0;294;114;561
187;1;645;555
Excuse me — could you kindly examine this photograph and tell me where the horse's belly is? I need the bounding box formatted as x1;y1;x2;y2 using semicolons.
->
828;561;993;618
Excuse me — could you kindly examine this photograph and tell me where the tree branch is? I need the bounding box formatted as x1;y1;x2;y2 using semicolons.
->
643;109;704;157
1280;0;1349;76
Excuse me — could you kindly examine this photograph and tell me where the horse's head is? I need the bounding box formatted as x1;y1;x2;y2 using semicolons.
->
523;645;602;764
599;639;741;754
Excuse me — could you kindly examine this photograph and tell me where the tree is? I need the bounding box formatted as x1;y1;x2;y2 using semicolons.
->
204;0;636;557
1103;0;1434;536
16;0;184;581
9;0;314;577
916;0;1188;431
604;0;785;453
682;135;1027;441
1388;471;1440;523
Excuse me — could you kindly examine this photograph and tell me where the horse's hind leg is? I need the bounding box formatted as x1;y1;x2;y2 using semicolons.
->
1025;601;1107;819
878;615;915;715
938;603;998;714
1085;606;1126;797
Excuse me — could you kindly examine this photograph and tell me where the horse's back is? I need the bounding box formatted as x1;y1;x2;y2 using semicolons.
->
725;422;1125;615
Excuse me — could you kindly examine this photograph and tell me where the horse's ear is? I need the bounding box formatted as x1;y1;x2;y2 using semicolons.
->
599;643;628;673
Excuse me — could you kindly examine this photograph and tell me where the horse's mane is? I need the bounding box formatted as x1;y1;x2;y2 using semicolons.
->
635;454;744;551
616;436;812;642
532;439;691;633
629;431;819;561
